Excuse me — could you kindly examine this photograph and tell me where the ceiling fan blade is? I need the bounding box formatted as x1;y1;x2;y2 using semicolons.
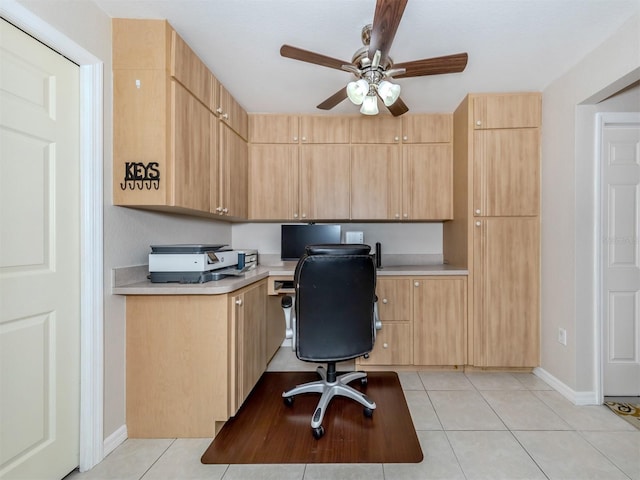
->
386;96;409;117
280;44;351;71
368;0;408;63
317;88;348;110
393;53;468;78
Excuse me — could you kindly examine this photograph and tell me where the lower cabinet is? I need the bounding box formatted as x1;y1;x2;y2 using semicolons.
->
413;277;467;366
357;275;467;368
125;279;267;438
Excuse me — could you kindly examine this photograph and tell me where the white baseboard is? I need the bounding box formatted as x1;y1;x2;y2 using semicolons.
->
534;367;599;405
103;425;128;457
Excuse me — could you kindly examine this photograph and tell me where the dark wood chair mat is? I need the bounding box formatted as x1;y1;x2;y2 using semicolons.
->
201;371;423;464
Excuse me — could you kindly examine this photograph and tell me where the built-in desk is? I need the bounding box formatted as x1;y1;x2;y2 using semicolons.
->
114;263;467;438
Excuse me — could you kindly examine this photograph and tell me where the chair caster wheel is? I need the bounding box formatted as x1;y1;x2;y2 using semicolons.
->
312;426;324;439
360;377;368;387
283;396;294;407
363;407;374;418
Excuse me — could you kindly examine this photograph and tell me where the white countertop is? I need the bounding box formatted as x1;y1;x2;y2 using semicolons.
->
112;263;468;296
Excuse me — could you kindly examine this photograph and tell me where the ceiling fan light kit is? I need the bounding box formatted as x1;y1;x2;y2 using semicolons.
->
280;0;468;116
360;94;379;115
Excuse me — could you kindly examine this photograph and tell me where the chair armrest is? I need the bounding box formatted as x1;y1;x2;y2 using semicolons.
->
281;295;296;350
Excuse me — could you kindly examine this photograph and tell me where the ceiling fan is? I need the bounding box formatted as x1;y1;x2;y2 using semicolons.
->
280;0;468;116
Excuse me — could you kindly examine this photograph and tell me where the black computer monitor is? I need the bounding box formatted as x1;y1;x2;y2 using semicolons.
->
280;224;341;260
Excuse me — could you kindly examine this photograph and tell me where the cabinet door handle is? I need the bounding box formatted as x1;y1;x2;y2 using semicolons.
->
383;343;389;349
475;209;481;215
395;213;400;219
215;206;222;213
235;299;243;306
403;213;408;218
403;135;408;141
301;213;307;218
394;136;399;142
293;136;298;141
216;107;223;115
475;221;482;227
414;281;420;287
476;120;482;126
382;298;388;304
222;207;229;214
222;113;229;120
301;136;307;142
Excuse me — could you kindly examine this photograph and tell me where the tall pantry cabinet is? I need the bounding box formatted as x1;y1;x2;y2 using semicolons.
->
444;93;541;368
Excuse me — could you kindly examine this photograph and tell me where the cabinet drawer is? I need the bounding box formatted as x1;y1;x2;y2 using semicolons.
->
359;322;412;365
376;278;411;321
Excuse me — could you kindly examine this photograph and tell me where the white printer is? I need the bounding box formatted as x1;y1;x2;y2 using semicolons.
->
149;244;239;283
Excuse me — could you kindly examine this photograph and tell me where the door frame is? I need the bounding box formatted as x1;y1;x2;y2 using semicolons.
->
595;111;640;403
0;1;104;472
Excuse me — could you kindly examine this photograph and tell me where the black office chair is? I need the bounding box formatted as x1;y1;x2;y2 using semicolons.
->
281;244;380;439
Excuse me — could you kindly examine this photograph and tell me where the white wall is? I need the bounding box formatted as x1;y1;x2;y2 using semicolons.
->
232;222;443;257
541;13;640;396
14;0;233;440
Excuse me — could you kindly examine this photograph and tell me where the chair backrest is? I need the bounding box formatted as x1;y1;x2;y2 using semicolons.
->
294;244;376;362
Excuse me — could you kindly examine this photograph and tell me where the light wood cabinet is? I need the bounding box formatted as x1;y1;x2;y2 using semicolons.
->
248;144;298;220
473;129;540;216
299;145;351;220
300;115;350;143
113;18;248;220
413;277;467;365
359;277;413;366
218;83;248;141
402;144;453;220
473;92;541;129
125;280;267;438
216;124;248;218
248;113;452;221
358;276;468;368
249;114;299;144
402;114;452;143
350;115;401;144
473;217;539;367
350;145;402;220
230;280;267;412
445;92;541;368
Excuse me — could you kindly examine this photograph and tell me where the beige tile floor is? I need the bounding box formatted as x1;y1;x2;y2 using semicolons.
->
66;349;640;480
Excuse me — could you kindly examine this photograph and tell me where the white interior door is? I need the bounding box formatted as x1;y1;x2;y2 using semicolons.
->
601;113;640;396
0;19;80;479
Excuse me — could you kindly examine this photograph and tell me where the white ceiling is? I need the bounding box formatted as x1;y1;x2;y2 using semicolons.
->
93;0;639;115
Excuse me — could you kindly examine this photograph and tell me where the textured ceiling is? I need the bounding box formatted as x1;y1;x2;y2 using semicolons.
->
93;0;640;115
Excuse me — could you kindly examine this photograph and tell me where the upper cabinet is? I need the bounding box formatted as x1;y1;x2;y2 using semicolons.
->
350;115;401;144
112;18;248;220
300;116;350;144
401;114;452;143
472;93;541;129
218;84;248;141
249;115;299;144
248;113;453;221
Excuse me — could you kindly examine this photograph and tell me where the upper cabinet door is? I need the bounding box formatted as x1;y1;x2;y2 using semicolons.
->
249;115;299;144
299;145;350;220
473;129;540;217
403;144;453;220
351;145;402;220
473;93;541;129
248;144;298;220
219;84;249;141
299;115;350;144
401;114;452;143
350;115;401;144
171;81;211;212
170;30;211;107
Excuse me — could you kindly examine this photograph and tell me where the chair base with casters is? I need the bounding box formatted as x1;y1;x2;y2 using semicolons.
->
280;244;380;439
282;362;376;439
